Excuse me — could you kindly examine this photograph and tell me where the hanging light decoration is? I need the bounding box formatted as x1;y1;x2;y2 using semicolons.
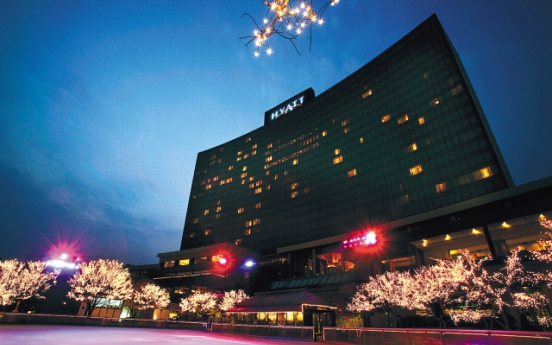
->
240;0;340;56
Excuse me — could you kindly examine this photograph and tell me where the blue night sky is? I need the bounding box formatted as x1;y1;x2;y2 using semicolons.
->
1;1;551;264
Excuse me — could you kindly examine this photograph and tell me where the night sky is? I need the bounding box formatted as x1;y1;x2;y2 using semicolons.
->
1;1;551;264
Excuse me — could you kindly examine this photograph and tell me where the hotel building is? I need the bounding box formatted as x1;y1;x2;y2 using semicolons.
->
157;14;552;297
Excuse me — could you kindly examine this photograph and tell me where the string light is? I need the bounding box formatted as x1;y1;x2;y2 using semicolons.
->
240;0;340;56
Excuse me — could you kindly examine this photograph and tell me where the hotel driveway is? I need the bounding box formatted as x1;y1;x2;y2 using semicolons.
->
0;325;313;345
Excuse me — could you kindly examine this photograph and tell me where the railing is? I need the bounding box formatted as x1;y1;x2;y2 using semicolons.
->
212;322;315;341
0;312;205;331
323;327;552;345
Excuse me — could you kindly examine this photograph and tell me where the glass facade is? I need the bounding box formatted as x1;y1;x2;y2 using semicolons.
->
180;15;512;255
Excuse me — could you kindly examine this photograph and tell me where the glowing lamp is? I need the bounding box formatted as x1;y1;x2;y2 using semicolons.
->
245;260;255;268
219;257;227;265
343;231;378;248
60;253;68;260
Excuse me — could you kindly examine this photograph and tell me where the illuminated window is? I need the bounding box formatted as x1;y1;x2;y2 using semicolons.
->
253;218;260;225
291;183;299;189
362;89;372;98
164;261;175;268
398;114;409;124
245;137;251;142
423;72;429;79
348;168;357;177
399;194;409;204
243;154;248;159
291;191;299;198
235;239;242;245
252;144;257;149
410;165;423;176
212;255;223;262
205;184;211;190
343;127;350;133
292;159;298;165
236;157;241;162
341;119;350;126
245;229;251;235
241;172;248;178
255;187;262;194
266;184;271;190
249;176;254;182
274;174;279;180
334;148;340;155
450;84;463;96
268;143;273;149
237;151;242;156
382;114;391;123
474;167;493;180
322;130;327;137
407;143;418;152
249;183;254;189
265;171;270;176
189;232;195;238
193;218;199;224
243;166;247;171
252;150;256;156
418;117;425;125
216;206;222;212
179;259;190;266
255;203;261;209
480;167;492;178
213;176;219;181
359;137;364;144
228;165;233;170
266;156;272;162
238;207;244;214
204;209;209;216
333;156;343;164
204;229;211;236
220;180;225;185
245;220;252;227
226;178;232;183
430;98;440;106
436;182;447;193
255;180;262;186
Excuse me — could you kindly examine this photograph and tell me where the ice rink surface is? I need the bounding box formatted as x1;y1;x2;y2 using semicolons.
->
0;325;313;345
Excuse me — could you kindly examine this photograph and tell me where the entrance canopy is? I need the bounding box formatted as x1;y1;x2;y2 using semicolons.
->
227;290;336;313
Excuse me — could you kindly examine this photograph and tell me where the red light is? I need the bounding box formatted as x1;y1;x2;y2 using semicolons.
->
219;257;227;265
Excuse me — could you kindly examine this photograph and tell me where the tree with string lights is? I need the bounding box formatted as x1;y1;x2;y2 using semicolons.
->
134;283;170;318
240;0;340;56
348;220;552;330
219;289;250;311
180;291;219;320
0;259;58;312
67;259;133;316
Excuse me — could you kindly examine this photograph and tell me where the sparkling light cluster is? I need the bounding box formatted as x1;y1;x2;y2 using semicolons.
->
241;0;340;56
